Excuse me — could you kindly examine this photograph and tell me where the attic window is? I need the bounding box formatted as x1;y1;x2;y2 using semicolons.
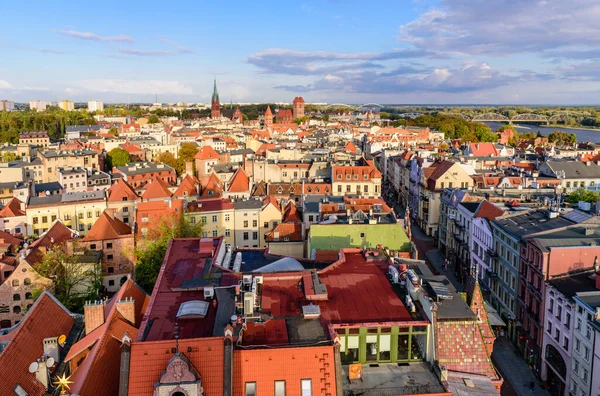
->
364;174;368;180
176;300;209;319
346;174;351;180
337;174;342;180
354;174;358;180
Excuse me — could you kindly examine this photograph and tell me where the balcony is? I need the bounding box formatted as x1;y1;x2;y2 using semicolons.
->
487;248;498;258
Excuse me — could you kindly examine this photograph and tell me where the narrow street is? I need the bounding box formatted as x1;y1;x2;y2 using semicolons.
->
386;190;550;396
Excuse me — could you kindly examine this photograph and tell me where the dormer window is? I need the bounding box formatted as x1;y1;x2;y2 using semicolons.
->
354;174;358;180
346;174;351;180
337;174;342;180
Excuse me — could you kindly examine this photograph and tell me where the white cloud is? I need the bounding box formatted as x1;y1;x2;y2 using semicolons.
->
54;29;133;43
0;80;13;89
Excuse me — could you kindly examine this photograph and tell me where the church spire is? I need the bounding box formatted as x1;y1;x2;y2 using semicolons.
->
212;79;219;102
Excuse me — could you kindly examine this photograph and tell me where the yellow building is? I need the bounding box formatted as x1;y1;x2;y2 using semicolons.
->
26;191;107;236
332;163;382;197
58;100;75;111
185;198;235;246
259;200;283;247
38;149;100;183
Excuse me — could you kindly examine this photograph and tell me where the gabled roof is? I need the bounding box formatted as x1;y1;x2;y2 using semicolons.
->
0;197;25;217
200;173;223;197
344;141;358;154
141;176;172;200
193;145;220;161
255;143;277;156
227;167;250;193
173;174;198;198
0;229;23;246
468;142;498;157
25;220;78;265
65;280;149;396
262;195;281;212
252;180;268;197
264;105;272;116
108;178;139;203
0;292;75;396
82;210;132;241
282;202;301;223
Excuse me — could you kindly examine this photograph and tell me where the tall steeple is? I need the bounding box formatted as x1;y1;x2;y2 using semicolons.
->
211;79;220;119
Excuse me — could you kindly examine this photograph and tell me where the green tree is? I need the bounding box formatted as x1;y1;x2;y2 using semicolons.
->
293;116;309;125
36;246;102;312
155;152;182;175
1;152;16;163
106;148;131;169
439;141;449;151
134;215;203;292
178;143;199;164
566;188;600;204
147;114;160;124
322;114;329;122
107;127;118;136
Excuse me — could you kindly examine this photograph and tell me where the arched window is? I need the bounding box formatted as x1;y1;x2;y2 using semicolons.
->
24;278;31;286
25;292;32;300
172;392;186;396
13;294;21;301
13;306;21;314
11;280;19;287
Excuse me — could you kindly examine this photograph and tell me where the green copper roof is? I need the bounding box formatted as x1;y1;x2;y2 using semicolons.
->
212;79;219;102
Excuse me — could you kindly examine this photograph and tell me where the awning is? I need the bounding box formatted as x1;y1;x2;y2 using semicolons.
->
485;303;507;327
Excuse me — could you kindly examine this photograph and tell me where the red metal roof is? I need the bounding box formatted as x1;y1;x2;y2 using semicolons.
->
260;249;412;325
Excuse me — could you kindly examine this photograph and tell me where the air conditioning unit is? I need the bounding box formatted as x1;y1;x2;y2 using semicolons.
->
244;292;255;315
204;287;214;299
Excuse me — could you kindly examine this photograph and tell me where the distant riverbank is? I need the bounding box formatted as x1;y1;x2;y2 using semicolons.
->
482;122;600;142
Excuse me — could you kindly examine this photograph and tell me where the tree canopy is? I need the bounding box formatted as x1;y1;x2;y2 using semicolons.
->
155;152;181;174
106;148;131;169
0;108;96;142
566;188;600;204
134;215;203;293
147;114;160;124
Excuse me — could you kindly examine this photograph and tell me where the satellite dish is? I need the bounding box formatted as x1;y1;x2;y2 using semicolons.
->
58;334;66;346
46;357;55;367
28;361;39;373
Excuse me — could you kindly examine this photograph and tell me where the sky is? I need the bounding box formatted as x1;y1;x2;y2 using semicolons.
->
1;0;600;105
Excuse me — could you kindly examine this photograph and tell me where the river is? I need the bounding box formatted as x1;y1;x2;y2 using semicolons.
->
482;122;600;143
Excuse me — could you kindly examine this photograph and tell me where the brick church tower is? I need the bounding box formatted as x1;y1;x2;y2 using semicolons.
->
264;105;273;129
211;79;220;119
292;96;305;119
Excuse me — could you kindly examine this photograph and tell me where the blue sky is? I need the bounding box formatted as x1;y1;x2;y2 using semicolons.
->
1;0;600;104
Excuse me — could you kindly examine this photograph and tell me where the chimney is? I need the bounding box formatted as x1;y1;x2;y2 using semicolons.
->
185;161;194;177
116;297;136;325
84;300;106;335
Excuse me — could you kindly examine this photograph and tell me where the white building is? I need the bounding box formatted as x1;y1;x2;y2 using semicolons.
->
571;289;600;396
0;100;15;112
58;167;88;193
87;100;104;112
29;100;50;112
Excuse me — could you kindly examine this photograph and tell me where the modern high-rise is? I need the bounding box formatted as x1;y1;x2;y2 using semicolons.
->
0;100;14;112
29;100;49;111
58;100;75;111
87;100;104;112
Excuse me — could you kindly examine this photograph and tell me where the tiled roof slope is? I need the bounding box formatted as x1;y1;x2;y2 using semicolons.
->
141;176;172;199
0;197;25;217
128;337;225;396
227;167;250;193
82;210;132;241
25;220;78;265
108;178;139;202
0;292;74;396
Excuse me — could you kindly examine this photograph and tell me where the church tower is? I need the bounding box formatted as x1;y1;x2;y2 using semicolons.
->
292;96;305;119
264;105;273;129
211;79;220;119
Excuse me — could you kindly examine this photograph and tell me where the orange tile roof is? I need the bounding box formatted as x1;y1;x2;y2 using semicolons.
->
128;337;225;396
120;142;144;153
283;202;301;223
200;173;224;196
0;229;23;246
265;222;303;242
262;195;281;212
82;210;132;241
475;200;504;221
344;141;358;154
227;167;250;193
255;143;277;156
233;346;336;395
193;145;220;160
136;199;184;237
0;197;25;217
108;178;139;202
332;164;382;181
141;176;172;199
469;142;498;157
65;280;149;396
0;292;74;396
173;174;199;197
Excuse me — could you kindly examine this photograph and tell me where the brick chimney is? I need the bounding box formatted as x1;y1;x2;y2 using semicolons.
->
116;297;136;325
84;300;106;335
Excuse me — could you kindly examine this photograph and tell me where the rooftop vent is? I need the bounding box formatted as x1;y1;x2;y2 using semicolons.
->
303;271;328;301
302;304;321;319
176;300;209;319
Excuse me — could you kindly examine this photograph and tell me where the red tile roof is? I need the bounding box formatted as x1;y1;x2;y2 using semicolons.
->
187;198;234;213
292;96;305;104
227;167;250;193
265;222;303;242
277;109;293;119
264;106;272;116
128;337;225;396
282;202;301;222
25;220;77;265
82;210;132;241
475;200;504;221
193;145;220;160
108;178;139;202
0;292;74;396
0;197;25;217
255;143;277;156
65;280;149;396
120;142;144;154
469;142;498;157
141;176;172;200
260;249;412;325
426;159;456;191
262;195;281;212
344;141;358;154
136;199;184;237
200;173;224;197
332;164;382;181
173;174;199;198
